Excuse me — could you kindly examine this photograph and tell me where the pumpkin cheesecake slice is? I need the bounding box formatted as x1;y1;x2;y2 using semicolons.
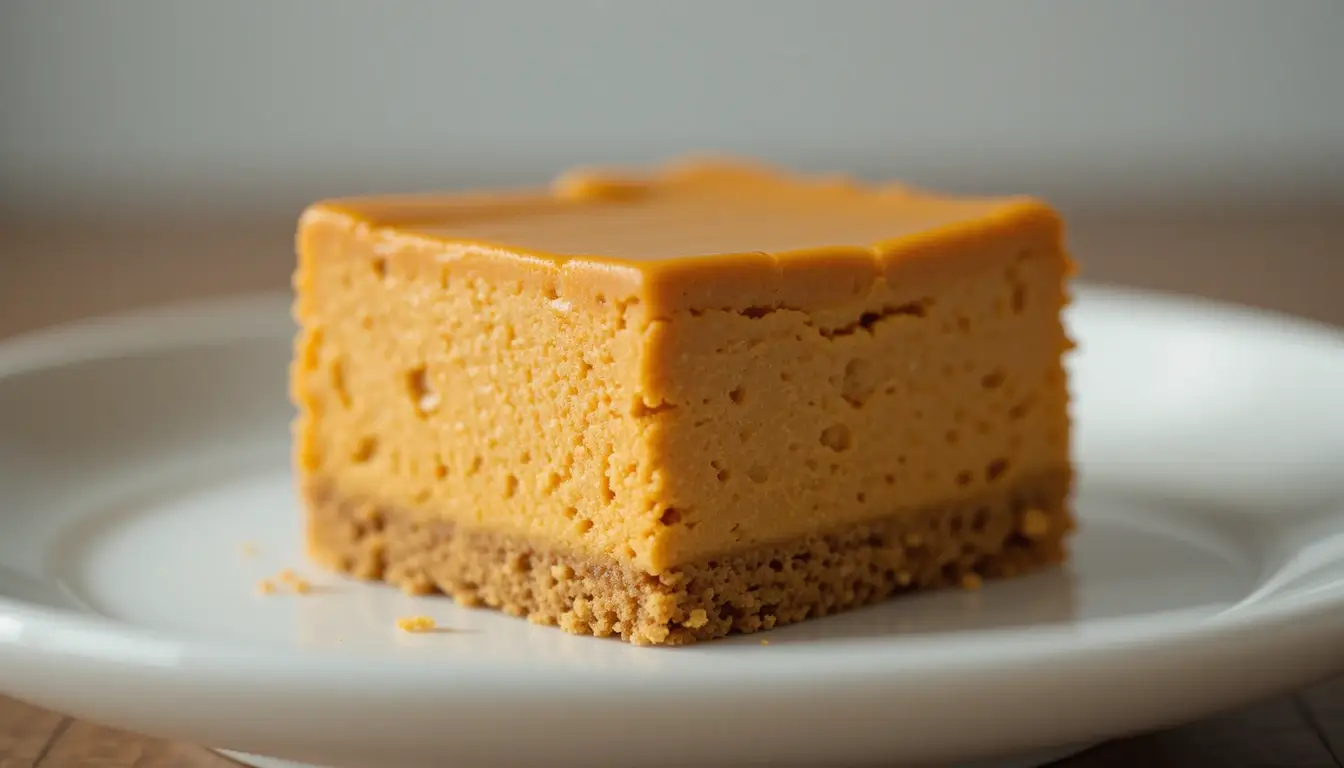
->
290;158;1075;645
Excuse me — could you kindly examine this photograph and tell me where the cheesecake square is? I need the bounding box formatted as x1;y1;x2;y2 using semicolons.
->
291;159;1075;645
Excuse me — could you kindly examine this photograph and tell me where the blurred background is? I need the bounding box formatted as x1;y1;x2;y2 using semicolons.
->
2;1;1343;334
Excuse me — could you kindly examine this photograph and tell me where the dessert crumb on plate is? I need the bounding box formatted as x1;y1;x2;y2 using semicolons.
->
256;569;314;595
396;616;437;633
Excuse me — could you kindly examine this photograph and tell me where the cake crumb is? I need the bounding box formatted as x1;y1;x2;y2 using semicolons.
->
895;571;913;587
262;568;315;595
759;639;770;646
961;573;983;591
685;608;709;628
1020;508;1051;539
397;615;437;633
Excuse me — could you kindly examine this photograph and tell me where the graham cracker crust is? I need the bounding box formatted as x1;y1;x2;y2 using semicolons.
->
305;471;1073;645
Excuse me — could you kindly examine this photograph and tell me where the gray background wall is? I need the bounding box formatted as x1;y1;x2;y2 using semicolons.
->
3;0;1342;218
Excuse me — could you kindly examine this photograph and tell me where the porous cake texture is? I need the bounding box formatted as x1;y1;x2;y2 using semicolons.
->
291;159;1075;645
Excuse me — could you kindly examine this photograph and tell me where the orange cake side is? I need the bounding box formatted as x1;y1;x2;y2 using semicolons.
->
290;159;1074;644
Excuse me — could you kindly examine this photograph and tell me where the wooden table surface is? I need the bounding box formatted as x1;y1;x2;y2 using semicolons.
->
1;208;1342;767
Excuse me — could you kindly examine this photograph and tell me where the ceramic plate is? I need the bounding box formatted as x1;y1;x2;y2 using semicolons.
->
1;285;1343;768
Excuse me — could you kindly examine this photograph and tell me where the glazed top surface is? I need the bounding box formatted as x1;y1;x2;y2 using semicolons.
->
307;158;1055;266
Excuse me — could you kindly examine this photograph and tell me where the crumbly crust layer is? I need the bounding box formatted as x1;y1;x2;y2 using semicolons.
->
305;469;1072;645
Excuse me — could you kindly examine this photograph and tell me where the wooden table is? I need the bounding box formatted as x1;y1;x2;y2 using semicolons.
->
2;209;1342;767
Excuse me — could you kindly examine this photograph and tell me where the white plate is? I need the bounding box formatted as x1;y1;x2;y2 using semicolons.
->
1;286;1343;768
